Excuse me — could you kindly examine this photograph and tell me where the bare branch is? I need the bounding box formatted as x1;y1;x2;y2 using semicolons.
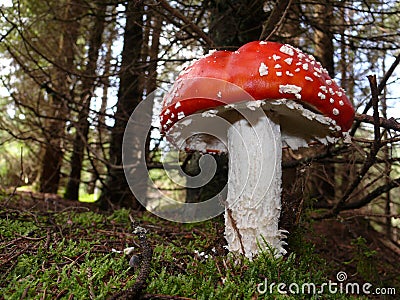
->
260;0;293;41
350;52;400;135
157;0;214;47
354;113;400;132
317;75;384;219
341;177;400;211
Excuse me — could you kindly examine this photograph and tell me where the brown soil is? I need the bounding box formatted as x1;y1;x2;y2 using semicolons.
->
309;217;400;286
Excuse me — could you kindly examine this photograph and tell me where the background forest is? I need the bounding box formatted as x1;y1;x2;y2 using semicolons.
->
0;0;400;299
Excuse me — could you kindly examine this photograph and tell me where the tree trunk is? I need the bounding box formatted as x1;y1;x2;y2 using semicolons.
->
381;58;392;240
208;0;267;49
87;11;117;195
144;14;162;165
311;0;335;201
314;1;334;75
98;1;144;210
64;2;106;200
39;0;83;194
184;0;266;203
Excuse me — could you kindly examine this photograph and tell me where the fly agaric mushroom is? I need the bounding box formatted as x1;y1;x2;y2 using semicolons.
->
160;41;355;258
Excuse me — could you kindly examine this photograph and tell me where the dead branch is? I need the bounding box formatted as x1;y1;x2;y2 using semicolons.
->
260;0;293;40
157;0;214;47
352;136;400;145
342;212;400;219
142;295;195;300
108;218;153;300
339;177;400;211
351;52;400;135
317;75;384;219
354;114;400;132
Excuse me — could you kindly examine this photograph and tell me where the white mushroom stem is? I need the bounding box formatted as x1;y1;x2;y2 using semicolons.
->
225;111;287;259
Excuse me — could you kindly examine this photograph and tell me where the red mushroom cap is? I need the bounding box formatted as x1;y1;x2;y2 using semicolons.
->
161;41;355;134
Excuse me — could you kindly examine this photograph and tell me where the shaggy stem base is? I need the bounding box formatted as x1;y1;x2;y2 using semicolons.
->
224;113;287;258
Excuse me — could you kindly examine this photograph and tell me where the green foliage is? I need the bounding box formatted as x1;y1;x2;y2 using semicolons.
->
0;141;37;188
4;248;129;299
78;192;98;203
0;210;132;299
146;240;354;299
148;168;186;203
107;208;131;224
0;217;38;238
347;237;379;283
0;209;367;299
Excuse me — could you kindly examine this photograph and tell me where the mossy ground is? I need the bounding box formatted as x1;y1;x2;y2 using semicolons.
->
1;195;399;299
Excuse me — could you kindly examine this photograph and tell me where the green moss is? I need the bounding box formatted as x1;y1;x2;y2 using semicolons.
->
347;237;379;284
0;209;367;299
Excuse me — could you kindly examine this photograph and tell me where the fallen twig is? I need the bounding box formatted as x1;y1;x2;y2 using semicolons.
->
142;294;195;300
108;216;153;300
0;245;30;268
87;267;95;300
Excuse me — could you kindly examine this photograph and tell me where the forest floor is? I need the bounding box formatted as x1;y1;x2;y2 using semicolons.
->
1;190;399;299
